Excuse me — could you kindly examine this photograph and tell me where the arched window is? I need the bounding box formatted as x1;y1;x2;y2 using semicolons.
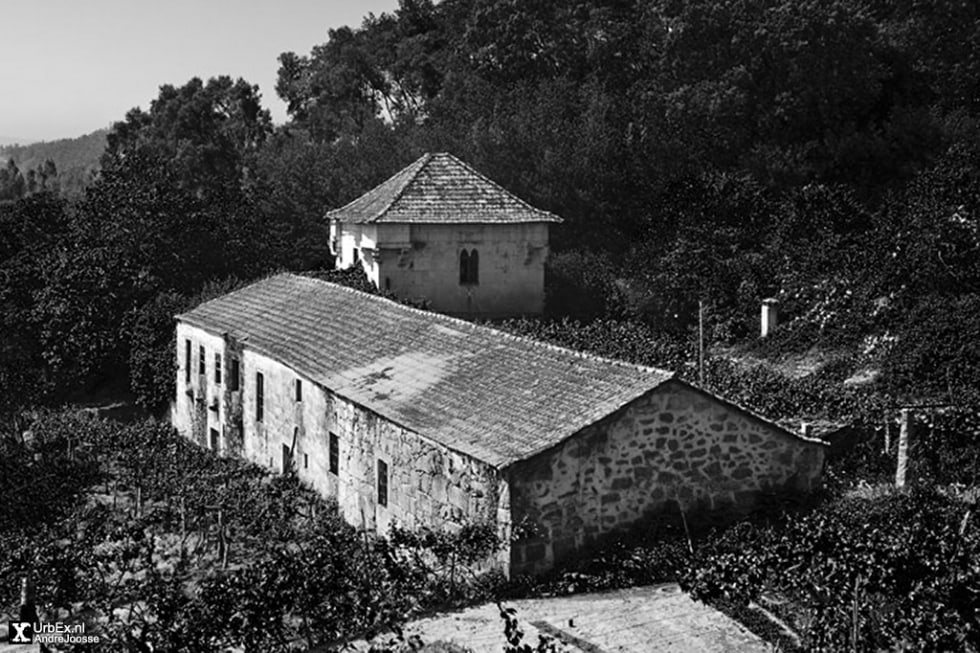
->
469;249;479;285
459;248;479;285
459;249;470;285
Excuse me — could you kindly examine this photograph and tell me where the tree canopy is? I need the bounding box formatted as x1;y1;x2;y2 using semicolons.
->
1;0;980;413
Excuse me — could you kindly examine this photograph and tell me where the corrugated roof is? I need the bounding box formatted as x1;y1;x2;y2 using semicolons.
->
178;274;670;467
325;152;563;225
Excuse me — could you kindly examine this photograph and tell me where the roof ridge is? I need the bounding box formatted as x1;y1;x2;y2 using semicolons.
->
324;153;431;222
439;153;561;222
370;152;432;222
287;272;673;378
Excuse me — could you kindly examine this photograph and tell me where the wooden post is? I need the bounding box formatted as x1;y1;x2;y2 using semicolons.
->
851;575;861;652
698;300;705;385
18;575;38;636
180;495;187;561
884;411;891;453
217;509;227;568
895;409;911;488
679;506;694;555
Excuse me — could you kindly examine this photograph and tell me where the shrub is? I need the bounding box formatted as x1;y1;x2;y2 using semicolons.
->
683;488;980;652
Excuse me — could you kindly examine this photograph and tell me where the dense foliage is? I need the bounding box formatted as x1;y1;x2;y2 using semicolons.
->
2;0;979;417
3;1;980;649
682;489;980;652
0;411;504;651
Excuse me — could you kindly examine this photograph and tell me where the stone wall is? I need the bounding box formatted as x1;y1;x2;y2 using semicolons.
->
507;380;826;574
174;324;512;570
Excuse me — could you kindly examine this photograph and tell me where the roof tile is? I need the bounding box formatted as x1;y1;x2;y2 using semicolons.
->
326;153;563;225
179;274;670;467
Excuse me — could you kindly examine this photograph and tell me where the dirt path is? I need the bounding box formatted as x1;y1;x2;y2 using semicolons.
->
363;584;769;653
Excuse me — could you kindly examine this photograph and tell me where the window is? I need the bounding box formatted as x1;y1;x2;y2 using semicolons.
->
304;453;309;470
184;340;191;383
209;428;219;452
282;443;292;474
384;276;391;291
295;379;302;402
230;358;240;391
256;372;264;421
459;248;479;285
214;353;222;384
199;345;206;376
329;432;339;475
377;459;388;507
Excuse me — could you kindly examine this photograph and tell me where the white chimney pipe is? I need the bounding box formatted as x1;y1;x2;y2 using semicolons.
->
761;299;779;337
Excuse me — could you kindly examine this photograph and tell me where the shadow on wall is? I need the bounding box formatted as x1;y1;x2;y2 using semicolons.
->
511;487;824;584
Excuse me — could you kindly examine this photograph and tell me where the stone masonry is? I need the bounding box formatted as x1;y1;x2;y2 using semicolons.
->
173;276;826;577
507;380;825;574
174;321;512;569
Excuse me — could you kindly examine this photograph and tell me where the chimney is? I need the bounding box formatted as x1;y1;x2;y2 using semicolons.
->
761;298;779;337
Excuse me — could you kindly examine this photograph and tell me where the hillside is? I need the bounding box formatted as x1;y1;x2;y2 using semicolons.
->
0;129;105;170
0;129;106;195
0;136;31;148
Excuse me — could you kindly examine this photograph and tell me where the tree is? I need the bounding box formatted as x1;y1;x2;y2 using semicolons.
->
0;159;26;201
0;194;71;413
104;76;273;196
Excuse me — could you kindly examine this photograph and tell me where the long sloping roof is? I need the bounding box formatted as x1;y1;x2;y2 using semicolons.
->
178;274;669;467
325;152;562;225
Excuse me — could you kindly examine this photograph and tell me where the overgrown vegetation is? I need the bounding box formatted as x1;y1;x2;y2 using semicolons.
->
2;0;980;649
683;489;980;652
0;411;503;651
2;0;980;419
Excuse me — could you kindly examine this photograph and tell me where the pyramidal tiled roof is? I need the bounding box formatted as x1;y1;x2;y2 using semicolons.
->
325;152;563;224
179;274;670;467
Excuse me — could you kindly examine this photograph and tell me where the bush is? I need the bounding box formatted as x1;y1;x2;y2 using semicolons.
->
682;488;980;652
880;293;980;405
0;410;507;651
127;277;250;413
544;249;626;321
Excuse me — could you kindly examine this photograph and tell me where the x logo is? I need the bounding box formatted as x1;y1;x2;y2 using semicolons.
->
10;622;31;643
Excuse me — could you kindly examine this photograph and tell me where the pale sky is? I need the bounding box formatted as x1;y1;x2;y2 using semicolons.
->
1;0;400;143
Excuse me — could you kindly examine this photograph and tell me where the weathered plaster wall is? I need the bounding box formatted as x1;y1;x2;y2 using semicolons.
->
507;380;826;574
332;221;550;317
174;327;511;570
174;324;232;453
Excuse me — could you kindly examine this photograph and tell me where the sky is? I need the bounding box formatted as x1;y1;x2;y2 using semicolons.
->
1;0;400;143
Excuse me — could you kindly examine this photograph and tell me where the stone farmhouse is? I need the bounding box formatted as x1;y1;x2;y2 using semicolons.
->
327;152;561;318
173;273;826;575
